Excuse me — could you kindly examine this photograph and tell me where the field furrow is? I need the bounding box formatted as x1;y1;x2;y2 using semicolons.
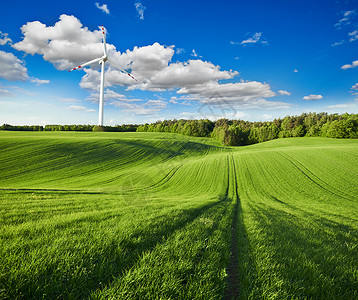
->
0;132;357;299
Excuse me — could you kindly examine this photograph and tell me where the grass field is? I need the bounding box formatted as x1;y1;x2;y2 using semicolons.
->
0;131;357;299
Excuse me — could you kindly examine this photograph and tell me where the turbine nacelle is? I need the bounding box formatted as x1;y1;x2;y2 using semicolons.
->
100;56;108;64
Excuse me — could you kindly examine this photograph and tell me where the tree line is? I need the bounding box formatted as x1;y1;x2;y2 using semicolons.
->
0;124;139;132
1;112;357;146
136;112;358;146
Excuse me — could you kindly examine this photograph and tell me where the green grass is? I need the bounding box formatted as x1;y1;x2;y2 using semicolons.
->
0;132;357;299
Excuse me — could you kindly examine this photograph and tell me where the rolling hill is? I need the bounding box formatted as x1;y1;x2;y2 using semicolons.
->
0;131;357;299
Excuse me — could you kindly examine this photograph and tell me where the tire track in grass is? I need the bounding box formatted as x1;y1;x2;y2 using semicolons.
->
224;153;240;300
278;151;353;201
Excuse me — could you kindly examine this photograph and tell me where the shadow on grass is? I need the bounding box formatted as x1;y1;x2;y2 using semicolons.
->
3;194;230;299
248;202;358;298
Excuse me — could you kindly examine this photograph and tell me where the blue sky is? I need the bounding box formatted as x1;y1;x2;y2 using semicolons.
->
0;0;357;125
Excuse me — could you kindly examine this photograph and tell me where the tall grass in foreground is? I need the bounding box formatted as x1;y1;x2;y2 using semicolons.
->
0;132;357;299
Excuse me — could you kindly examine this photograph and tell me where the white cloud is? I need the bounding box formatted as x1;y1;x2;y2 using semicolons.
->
112;42;175;80
69;105;95;112
335;10;356;29
351;83;358;90
30;78;50;85
145;99;166;108
13;14;114;70
0;31;12;45
302;94;323;101
131;59;238;91
176;48;185;54
111;99;165;115
191;49;199;57
0;85;35;96
293;69;298;72
331;40;345;46
178;81;275;99
58;97;82;103
349;30;358;42
176;81;289;110
0;88;16;97
0;50;28;81
77;41;238;92
326;103;355;109
86;88;140;103
240;32;267;46
341;60;358;69
13;15;290;114
95;2;110;14
278;90;291;95
0;50;49;85
135;2;146;20
169;96;177;104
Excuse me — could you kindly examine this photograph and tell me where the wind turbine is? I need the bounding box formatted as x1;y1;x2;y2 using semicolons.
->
69;26;137;126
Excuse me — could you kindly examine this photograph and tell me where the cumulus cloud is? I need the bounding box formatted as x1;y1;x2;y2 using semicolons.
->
278;90;291;95
13;14;289;113
95;3;110;14
341;60;358;69
131;59;238;91
293;69;298;72
351;83;358;90
176;80;288;110
13;14;114;70
0;50;28;81
111;42;175;80
135;2;146;20
178;81;274;99
69;105;96;112
79;42;238;92
0;50;49;85
302;94;323;101
0;31;12;45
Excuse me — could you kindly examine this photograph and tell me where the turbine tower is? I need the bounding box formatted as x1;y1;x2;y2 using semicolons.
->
69;26;136;126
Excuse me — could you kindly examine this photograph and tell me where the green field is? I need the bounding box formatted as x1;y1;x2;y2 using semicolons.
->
0;131;357;299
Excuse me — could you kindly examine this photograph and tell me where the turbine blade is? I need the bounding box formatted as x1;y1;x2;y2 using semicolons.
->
68;57;102;72
108;58;137;82
101;25;107;56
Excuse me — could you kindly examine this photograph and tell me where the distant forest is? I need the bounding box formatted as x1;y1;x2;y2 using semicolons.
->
136;112;358;146
0;124;138;132
1;112;357;146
